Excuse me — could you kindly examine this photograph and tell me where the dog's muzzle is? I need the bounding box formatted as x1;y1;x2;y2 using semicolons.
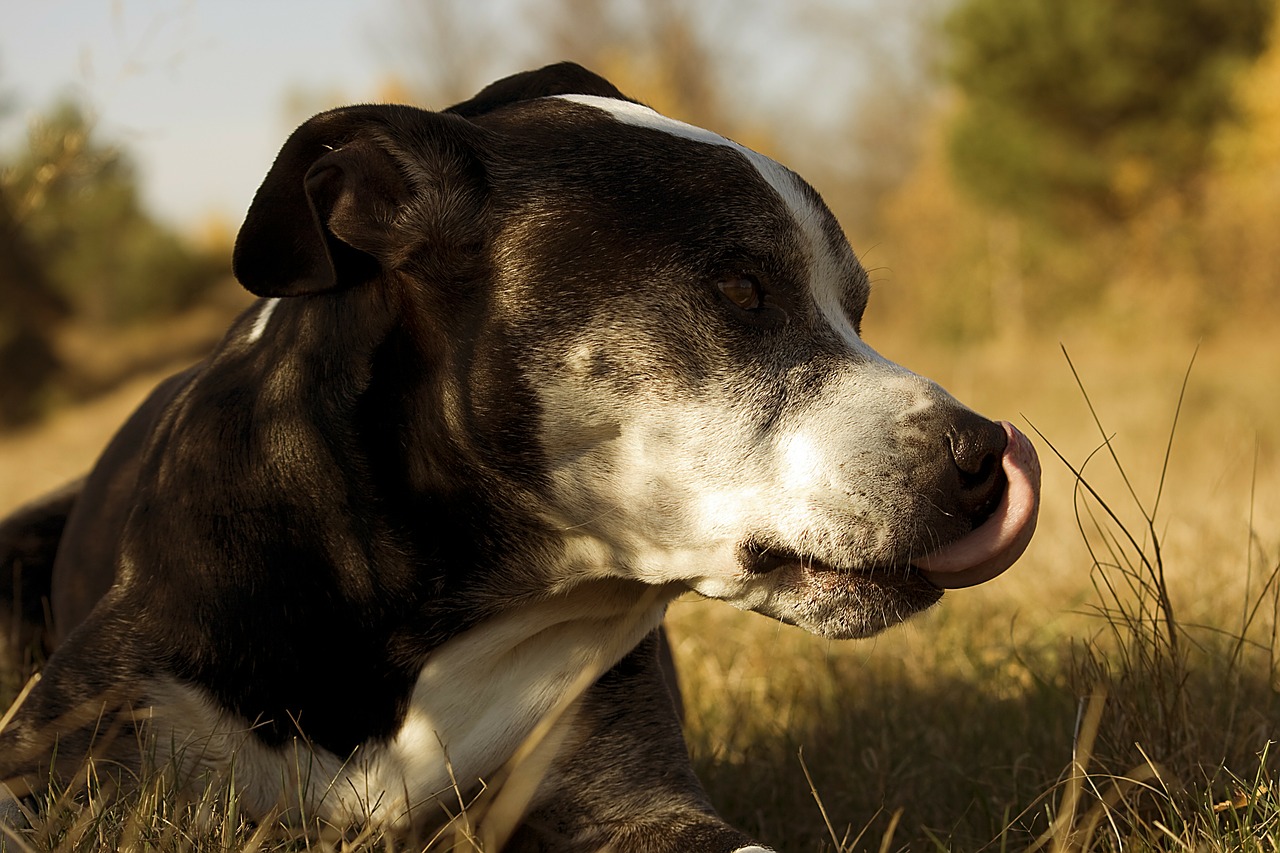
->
915;421;1041;589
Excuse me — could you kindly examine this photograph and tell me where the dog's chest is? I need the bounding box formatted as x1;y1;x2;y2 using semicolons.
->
150;582;673;827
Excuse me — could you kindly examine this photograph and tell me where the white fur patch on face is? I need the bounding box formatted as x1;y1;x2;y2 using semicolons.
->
245;297;281;343
531;322;941;613
535;369;909;617
534;376;768;583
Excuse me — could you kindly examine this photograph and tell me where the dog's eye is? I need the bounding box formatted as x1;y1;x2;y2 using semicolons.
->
717;275;763;311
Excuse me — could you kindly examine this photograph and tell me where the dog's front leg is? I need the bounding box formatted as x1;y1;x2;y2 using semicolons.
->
504;630;772;853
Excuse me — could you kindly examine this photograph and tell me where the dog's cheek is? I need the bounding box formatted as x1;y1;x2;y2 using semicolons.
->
468;339;549;478
530;383;768;574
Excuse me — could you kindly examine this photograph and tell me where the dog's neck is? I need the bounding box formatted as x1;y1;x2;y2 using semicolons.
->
118;294;673;758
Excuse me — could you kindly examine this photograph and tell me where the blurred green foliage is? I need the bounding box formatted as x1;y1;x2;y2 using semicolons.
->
0;99;227;427
943;0;1273;228
865;0;1280;344
2;100;225;327
0;183;65;428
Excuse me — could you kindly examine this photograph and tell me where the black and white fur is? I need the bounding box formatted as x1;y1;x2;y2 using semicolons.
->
0;64;1035;851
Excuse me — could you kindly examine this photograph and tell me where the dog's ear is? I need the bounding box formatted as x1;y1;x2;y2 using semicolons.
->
447;61;633;118
233;105;481;298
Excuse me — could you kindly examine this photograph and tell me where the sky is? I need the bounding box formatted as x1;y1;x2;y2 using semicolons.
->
1;0;405;230
1;0;904;233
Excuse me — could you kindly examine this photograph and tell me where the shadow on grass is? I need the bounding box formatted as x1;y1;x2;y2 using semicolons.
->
685;652;1279;851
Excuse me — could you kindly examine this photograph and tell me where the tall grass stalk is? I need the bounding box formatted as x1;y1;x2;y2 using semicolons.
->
1021;349;1280;852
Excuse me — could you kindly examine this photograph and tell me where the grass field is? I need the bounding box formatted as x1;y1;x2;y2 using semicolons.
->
670;323;1280;850
1;310;1277;851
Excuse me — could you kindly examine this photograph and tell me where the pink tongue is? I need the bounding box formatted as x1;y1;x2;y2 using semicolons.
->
916;421;1041;589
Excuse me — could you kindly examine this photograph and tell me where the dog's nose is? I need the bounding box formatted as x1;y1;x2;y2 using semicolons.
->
947;413;1008;526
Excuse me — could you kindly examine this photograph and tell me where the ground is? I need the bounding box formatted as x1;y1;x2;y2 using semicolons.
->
2;311;1277;850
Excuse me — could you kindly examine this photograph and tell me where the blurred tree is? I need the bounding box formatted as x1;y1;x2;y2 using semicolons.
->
390;0;743;136
383;0;943;241
1198;3;1280;316
2;100;224;327
0;183;68;428
943;0;1274;228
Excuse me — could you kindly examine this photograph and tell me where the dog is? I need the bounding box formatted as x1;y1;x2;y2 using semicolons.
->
0;62;1040;851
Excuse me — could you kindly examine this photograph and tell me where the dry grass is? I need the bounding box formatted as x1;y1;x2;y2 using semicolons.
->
665;321;1280;850
1;313;1278;851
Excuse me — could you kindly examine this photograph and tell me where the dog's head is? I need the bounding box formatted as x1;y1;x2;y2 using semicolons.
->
231;63;1039;640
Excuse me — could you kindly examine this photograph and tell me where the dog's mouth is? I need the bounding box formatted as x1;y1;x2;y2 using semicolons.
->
738;544;925;590
740;422;1041;592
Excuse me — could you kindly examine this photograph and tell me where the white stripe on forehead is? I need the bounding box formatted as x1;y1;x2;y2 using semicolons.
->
555;94;788;192
554;94;872;351
557;95;752;155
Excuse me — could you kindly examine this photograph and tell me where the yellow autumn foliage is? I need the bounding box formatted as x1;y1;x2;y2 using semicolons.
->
872;5;1280;344
1199;7;1280;309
